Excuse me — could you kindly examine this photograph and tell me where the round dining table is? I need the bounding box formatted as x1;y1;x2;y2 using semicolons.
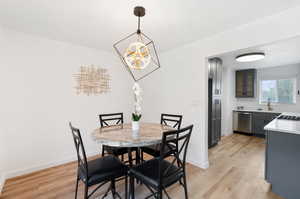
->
91;122;174;199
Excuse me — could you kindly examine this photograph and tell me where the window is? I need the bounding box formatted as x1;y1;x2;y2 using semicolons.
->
259;78;296;104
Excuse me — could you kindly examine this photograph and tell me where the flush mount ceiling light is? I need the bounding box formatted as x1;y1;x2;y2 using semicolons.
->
235;53;265;62
113;6;160;81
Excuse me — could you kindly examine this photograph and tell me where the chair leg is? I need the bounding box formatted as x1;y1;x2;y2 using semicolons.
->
128;149;133;167
102;184;111;199
157;190;163;199
125;176;128;199
111;179;117;199
136;149;140;165
110;179;122;199
141;150;144;162
102;146;105;157
183;175;188;199
75;175;79;199
113;152;119;159
177;160;183;185
84;183;88;199
111;179;115;196
135;149;142;185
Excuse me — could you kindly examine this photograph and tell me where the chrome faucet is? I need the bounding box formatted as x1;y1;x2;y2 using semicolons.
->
267;98;273;111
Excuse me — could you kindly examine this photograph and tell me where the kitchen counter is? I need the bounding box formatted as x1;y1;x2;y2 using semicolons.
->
233;109;281;114
233;110;281;137
264;112;300;135
265;113;300;199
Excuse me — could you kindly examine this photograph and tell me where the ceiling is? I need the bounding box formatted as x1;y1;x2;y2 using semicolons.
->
1;0;300;52
217;36;300;69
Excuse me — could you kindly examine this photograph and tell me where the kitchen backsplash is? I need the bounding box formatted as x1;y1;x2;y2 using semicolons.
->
234;63;300;113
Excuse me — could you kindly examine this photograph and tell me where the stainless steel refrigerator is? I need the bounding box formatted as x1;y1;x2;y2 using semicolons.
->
208;58;222;148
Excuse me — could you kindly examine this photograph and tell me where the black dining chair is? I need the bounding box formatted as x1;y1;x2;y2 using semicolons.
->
99;113;124;127
99;113;139;165
129;125;193;199
69;122;128;199
141;114;183;160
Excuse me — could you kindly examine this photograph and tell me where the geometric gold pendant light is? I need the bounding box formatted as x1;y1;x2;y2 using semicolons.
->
113;6;161;81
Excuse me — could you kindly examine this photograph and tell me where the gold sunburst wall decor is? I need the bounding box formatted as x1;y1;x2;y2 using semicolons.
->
73;65;110;96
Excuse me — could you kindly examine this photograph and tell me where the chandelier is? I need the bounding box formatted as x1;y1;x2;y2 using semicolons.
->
113;6;160;81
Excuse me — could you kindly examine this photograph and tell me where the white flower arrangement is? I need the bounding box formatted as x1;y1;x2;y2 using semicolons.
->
132;82;142;121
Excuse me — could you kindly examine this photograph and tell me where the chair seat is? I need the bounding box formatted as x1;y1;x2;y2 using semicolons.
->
130;158;183;189
141;144;160;157
79;156;127;186
142;144;176;157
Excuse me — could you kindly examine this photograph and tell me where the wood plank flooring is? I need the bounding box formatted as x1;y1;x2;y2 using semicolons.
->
1;134;284;199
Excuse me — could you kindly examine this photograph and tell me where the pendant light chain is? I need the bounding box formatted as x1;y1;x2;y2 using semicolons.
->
137;16;144;43
137;16;141;34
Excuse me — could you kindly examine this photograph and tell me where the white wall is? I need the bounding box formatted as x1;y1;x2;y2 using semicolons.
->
0;27;133;179
0;103;5;193
234;64;300;113
0;174;4;194
221;66;235;136
141;6;300;168
2;4;300;179
0;141;4;194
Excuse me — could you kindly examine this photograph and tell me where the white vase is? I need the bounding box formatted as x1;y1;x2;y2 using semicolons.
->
132;121;140;131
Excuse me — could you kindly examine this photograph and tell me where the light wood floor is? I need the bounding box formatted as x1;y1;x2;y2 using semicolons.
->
1;134;284;199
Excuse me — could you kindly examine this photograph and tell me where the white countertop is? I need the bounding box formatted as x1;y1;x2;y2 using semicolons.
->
233;109;281;114
264;112;300;135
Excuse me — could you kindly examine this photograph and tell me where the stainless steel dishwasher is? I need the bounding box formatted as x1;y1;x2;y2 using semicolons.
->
233;111;253;134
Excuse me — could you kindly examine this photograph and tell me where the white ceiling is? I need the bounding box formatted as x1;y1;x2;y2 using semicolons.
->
217;36;300;69
1;0;300;52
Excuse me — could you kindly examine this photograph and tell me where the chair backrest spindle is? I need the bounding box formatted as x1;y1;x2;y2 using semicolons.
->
69;122;88;180
99;113;124;127
160;114;183;130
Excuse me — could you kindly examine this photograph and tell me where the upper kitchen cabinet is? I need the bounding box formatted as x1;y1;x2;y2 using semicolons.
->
236;69;256;98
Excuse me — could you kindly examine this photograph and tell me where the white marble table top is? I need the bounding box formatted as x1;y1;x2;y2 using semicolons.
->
92;123;174;147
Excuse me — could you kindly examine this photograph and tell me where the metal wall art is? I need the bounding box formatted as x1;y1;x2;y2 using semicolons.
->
73;65;110;95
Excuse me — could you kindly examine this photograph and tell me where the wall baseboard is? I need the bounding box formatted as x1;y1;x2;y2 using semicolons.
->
0;174;5;194
5;151;99;179
4;151;210;182
198;160;210;169
187;158;209;169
